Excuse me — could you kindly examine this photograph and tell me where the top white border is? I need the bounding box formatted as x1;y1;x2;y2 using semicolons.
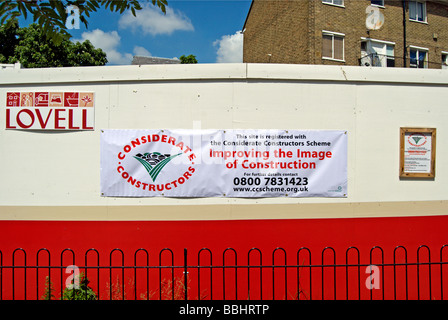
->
0;63;447;85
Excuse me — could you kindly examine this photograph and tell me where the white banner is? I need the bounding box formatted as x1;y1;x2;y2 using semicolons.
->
100;129;347;198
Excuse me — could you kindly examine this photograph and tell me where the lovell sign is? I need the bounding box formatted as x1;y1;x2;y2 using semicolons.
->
5;91;94;130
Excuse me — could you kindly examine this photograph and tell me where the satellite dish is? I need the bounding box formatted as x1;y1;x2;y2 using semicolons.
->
366;5;384;30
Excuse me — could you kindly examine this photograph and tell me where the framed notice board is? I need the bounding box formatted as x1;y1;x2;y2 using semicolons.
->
400;127;436;178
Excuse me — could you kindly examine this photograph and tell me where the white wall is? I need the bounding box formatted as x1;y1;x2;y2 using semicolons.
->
1;63;447;208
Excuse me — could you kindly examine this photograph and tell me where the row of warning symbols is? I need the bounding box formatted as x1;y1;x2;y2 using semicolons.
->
6;92;94;108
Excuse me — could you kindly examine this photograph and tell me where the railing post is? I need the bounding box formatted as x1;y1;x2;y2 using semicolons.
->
184;248;188;300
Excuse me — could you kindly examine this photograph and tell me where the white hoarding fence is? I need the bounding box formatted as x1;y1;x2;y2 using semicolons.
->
100;129;347;198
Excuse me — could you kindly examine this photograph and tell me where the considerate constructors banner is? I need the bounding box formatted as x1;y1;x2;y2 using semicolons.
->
100;129;347;198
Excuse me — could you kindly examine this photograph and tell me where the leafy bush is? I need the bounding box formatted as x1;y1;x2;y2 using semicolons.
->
62;272;97;300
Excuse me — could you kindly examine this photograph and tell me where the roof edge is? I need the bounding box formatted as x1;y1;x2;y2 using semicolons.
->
242;0;254;32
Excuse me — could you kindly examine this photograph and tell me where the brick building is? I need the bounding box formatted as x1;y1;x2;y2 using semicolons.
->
243;0;448;68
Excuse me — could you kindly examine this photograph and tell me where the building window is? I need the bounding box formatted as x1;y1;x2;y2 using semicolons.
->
442;52;448;69
409;1;426;22
322;31;345;61
322;0;344;7
371;0;385;7
409;46;428;68
360;39;395;67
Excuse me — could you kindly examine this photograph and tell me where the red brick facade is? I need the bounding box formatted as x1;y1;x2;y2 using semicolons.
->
243;0;448;68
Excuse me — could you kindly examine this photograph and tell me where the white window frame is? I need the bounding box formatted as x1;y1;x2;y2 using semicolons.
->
360;38;395;67
409;1;427;23
322;0;344;8
322;31;345;62
409;45;429;68
442;51;448;69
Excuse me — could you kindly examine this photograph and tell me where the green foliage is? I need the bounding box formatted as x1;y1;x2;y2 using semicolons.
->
41;273;96;300
0;0;168;45
0;22;107;67
41;276;56;300
63;272;97;300
179;54;198;64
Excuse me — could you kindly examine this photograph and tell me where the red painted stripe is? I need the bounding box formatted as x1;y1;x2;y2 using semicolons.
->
0;215;446;252
0;216;446;300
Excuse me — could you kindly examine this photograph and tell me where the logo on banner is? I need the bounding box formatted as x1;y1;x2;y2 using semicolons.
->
134;152;182;182
116;133;196;193
5;91;94;130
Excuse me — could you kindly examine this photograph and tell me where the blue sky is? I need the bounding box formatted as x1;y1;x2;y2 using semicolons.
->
63;0;252;65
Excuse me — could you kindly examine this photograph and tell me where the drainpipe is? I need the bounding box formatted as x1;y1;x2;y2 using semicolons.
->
402;0;407;67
